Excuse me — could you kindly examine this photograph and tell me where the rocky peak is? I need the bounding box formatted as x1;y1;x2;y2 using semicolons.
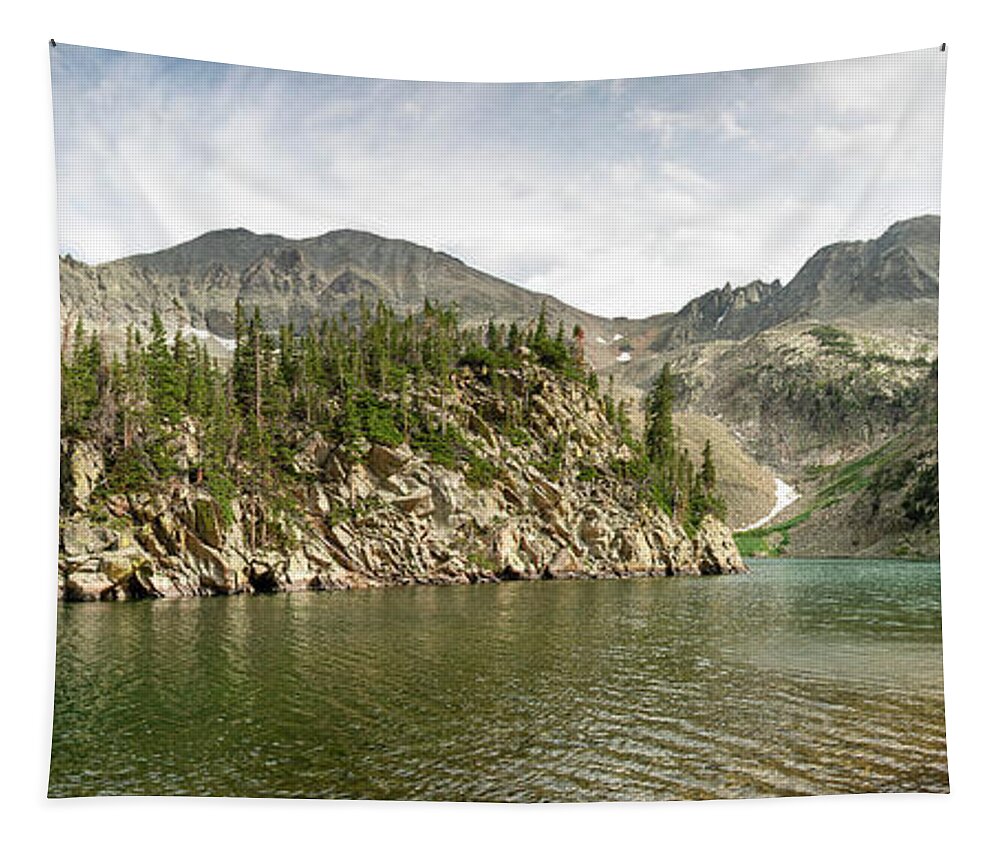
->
647;215;939;353
779;216;939;309
653;278;784;348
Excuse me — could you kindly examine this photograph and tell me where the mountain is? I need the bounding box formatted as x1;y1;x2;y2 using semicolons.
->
59;228;605;353
60;215;940;363
649;279;784;349
757;214;939;319
638;214;940;352
58;215;940;557
629;215;941;558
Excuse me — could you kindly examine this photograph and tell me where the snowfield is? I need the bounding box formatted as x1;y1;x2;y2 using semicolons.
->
738;477;800;531
181;325;237;352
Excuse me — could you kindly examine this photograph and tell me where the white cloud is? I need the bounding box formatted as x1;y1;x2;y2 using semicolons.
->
52;45;945;318
632;106;749;146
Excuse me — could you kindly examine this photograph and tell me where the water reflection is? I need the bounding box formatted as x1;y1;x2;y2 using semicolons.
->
50;560;947;800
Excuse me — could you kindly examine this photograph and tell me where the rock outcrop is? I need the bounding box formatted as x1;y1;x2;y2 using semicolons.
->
58;368;747;601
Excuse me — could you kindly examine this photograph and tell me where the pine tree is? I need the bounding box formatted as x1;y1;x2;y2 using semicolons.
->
645;363;675;467
487;318;501;352
572;324;586;368
695;439;726;522
507;321;522;352
700;440;717;493
146;311;181;422
533;304;549;348
644;362;686;516
62;318;100;436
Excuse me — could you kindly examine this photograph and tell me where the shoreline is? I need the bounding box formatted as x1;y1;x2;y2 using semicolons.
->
58;555;749;603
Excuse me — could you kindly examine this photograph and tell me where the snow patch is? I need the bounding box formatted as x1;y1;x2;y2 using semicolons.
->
715;305;731;327
616;351;632;363
738;477;800;531
612;333;624;342
596;336;608;345
181;325;237;352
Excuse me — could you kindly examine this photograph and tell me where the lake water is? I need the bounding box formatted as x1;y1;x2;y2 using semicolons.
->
49;559;947;801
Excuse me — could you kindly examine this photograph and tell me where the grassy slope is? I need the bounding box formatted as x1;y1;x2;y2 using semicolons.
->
734;422;938;559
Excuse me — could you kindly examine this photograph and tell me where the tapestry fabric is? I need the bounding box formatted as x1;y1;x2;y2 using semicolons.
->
49;43;947;801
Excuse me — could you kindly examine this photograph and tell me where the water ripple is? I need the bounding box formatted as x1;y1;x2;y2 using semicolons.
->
49;560;948;800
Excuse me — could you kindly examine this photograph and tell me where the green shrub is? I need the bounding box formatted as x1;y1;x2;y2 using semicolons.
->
465;454;498;489
506;426;531;447
107;446;155;493
204;469;237;526
412;424;466;469
364;403;404;447
467;551;501;573
808;325;855;353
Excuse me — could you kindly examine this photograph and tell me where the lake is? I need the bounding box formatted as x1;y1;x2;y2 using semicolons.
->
48;559;948;800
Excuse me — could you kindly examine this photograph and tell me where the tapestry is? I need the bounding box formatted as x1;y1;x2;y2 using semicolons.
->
49;43;947;800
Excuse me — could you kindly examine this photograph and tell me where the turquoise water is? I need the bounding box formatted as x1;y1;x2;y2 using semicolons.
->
49;559;947;800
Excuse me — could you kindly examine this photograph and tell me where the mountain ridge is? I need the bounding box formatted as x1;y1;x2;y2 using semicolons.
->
58;214;940;559
60;214;940;370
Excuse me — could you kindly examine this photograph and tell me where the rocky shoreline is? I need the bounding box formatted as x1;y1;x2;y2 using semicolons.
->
59;371;746;602
59;449;746;602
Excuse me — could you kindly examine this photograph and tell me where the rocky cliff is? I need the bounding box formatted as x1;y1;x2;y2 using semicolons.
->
59;367;745;601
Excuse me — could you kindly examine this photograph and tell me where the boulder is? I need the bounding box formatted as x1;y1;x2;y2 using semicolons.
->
306;483;331;516
545;548;582;579
63;567;115;602
343;466;375;502
579;516;612;550
99;549;143;584
146;571;184;598
694;516;748;575
617;527;654;567
368;443;412;478
428;468;465;525
530;479;562;511
324;451;349;483
183;532;242;592
393;486;434;516
466;412;497;448
490;522;530;578
61;518;111;557
63;441;103;513
285;550;314;592
329;523;354;551
296;431;330;472
192;496;225;548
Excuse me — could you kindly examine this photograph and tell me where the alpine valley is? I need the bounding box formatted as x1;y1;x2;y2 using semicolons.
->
58;215;939;600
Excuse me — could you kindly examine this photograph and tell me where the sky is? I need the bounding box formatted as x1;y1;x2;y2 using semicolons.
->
50;44;946;318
